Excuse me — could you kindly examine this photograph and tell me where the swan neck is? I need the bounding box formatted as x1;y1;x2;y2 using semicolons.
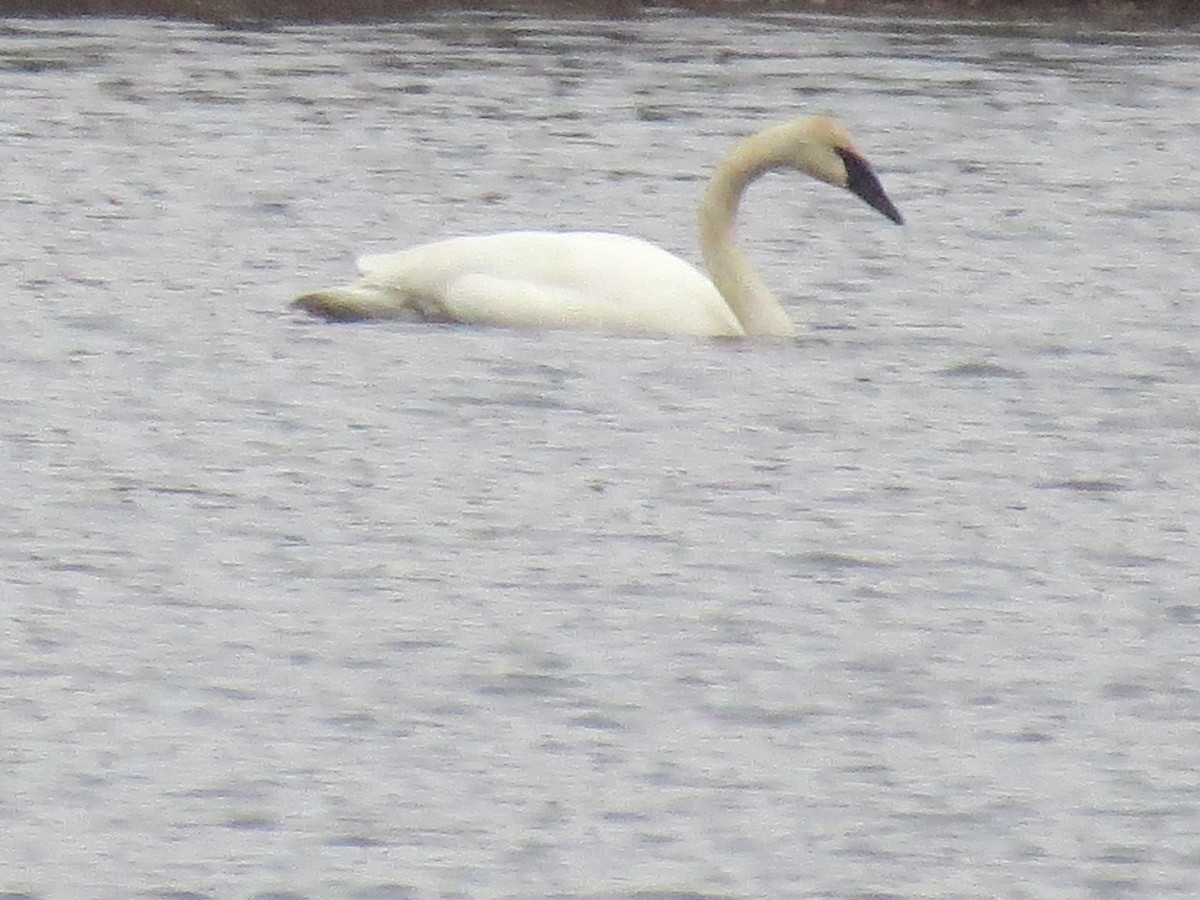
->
698;130;796;337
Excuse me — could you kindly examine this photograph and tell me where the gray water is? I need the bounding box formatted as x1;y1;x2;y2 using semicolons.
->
3;11;1200;899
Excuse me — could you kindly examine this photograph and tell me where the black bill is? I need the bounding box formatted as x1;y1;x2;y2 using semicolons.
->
836;147;904;225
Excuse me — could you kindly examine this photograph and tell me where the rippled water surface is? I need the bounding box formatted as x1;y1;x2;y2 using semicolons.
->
3;11;1200;899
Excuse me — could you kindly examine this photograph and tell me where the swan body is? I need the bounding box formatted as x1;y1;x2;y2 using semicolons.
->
292;115;902;337
306;231;744;335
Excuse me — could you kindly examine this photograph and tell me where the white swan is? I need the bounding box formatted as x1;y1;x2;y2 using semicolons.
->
291;115;902;337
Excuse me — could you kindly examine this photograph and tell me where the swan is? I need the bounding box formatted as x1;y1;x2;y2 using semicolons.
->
291;115;902;337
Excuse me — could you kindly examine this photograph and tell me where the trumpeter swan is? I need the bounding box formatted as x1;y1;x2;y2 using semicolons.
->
291;115;902;337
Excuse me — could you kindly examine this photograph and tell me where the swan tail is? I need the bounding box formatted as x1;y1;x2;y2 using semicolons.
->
291;284;411;322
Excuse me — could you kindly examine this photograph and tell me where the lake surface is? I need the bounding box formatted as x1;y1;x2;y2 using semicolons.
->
2;11;1199;899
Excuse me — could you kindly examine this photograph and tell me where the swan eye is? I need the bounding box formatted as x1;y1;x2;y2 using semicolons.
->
835;147;904;225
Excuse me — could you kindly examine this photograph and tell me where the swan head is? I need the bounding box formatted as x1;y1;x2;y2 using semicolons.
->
781;116;904;226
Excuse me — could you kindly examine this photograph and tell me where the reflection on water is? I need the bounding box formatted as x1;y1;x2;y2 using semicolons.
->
3;11;1200;900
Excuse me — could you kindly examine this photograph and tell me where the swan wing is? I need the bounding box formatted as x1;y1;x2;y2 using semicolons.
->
436;273;635;332
340;232;744;336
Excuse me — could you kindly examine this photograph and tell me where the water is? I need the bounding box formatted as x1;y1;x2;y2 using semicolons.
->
3;11;1200;899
